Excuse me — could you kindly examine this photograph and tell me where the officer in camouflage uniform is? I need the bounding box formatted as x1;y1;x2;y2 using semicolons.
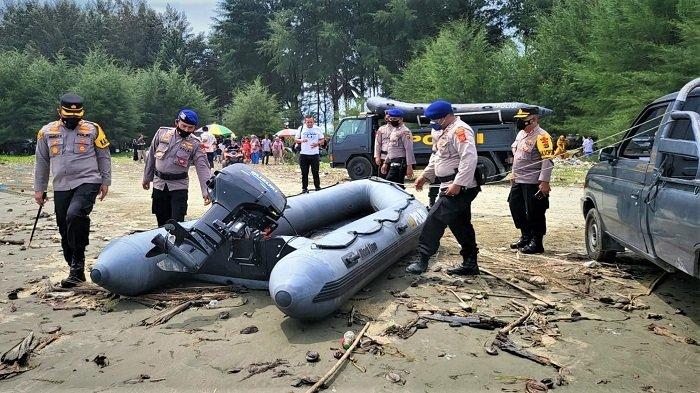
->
142;109;212;226
508;107;554;254
34;94;111;288
380;109;415;186
407;100;481;276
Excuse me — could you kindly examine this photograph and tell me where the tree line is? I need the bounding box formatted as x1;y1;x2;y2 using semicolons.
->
0;0;697;145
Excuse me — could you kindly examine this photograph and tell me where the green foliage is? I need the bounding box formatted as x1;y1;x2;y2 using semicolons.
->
135;66;216;137
222;78;283;137
391;0;699;140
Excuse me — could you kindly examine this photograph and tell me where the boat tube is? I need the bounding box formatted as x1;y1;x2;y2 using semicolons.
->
366;96;553;124
91;164;427;319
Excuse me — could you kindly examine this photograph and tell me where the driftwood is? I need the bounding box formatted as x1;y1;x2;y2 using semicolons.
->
305;322;370;393
647;324;698;345
645;272;668;296
0;238;24;245
240;359;288;381
138;301;192;327
480;267;556;307
422;313;507;330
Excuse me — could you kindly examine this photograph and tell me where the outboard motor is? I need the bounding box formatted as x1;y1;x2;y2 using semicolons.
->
149;164;287;273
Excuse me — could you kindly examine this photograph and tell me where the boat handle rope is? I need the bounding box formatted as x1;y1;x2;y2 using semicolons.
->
314;196;414;250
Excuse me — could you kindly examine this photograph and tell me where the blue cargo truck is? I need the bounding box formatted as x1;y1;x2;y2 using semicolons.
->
328;97;553;181
582;78;700;277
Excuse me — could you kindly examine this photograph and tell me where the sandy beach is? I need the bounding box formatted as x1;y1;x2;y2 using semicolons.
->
0;157;698;392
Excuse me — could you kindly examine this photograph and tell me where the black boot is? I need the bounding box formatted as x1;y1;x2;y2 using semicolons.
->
448;253;480;276
61;249;86;288
521;236;544;254
510;230;531;249
405;259;429;274
60;269;86;288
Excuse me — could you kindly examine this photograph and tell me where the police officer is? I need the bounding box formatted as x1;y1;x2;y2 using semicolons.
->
34;93;111;288
406;100;481;276
508;107;554;254
427;125;441;209
380;109;415;185
373;111;392;177
142;109;212;227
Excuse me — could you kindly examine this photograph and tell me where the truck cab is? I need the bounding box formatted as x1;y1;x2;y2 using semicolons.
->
329;113;518;181
582;78;700;277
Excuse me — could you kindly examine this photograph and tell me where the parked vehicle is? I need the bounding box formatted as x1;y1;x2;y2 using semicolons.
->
0;139;35;155
328;97;553;181
582;78;700;278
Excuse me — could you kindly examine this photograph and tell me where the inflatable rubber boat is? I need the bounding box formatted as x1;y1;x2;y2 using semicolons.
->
366;96;553;124
91;164;427;319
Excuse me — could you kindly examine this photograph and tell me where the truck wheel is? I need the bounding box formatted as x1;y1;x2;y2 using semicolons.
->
347;156;373;180
585;208;617;262
477;156;498;183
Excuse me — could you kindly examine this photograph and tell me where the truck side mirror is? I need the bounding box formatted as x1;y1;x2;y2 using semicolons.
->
599;146;617;162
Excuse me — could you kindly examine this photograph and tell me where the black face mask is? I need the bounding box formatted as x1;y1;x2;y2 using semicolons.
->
176;127;191;138
62;117;81;130
390;120;401;127
516;119;532;131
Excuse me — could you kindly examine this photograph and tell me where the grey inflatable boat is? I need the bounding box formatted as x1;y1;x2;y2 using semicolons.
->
91;164;427;319
366;96;553;123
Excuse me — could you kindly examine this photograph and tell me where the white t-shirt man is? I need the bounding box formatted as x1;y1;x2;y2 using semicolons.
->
296;125;324;155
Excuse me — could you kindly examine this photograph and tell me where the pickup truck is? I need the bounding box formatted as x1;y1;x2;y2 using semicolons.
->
328;97;553;181
582;78;700;278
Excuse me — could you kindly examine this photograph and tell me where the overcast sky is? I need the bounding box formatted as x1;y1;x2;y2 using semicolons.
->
147;0;219;34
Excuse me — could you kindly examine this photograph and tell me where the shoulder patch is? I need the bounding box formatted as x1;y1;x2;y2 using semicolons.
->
37;129;44;140
455;127;468;143
93;123;110;149
536;133;554;159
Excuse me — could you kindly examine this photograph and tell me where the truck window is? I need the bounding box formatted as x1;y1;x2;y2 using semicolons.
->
668;95;700;141
334;118;366;142
621;104;669;159
664;96;699;179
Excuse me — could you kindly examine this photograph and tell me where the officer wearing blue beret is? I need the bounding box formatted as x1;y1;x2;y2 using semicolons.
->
142;109;212;226
406;100;481;276
377;108;415;186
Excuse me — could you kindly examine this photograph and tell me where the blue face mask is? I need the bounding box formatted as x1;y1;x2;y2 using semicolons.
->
429;121;441;131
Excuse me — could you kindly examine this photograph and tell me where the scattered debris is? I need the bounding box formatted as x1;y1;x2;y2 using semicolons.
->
647;324;698;345
40;324;61;334
382;317;428;339
240;359;288;381
583;261;600;268
226;367;242;374
0;238;24;245
138;301;192;327
91;354;109;368
291;375;319;387
304;322;370;393
645;272;668;296
422;313;507;330
385;371;404;385
0;332;36;380
72;309;87;318
479;267;556;307
218;311;230;320
123;374;165;384
525;379;549;392
645;313;663;320
305;351;319;363
240;326;259;334
7;288;22;300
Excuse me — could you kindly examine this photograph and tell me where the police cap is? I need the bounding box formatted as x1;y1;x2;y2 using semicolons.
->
424;100;453;120
386;108;405;118
59;93;85;118
177;109;199;126
513;107;540;119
